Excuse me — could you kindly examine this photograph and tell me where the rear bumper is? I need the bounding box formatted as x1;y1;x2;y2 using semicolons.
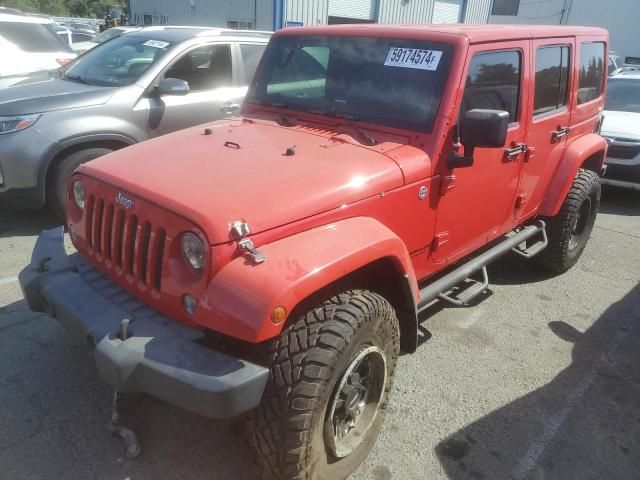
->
19;227;269;418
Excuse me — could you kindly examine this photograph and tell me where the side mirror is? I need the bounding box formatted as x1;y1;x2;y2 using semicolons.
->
449;109;510;169
156;78;190;96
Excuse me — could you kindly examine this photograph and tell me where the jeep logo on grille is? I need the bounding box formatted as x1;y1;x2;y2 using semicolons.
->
115;192;133;209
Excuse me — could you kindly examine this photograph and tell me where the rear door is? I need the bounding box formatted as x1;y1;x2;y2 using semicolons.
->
433;42;531;264
516;38;573;220
146;42;245;137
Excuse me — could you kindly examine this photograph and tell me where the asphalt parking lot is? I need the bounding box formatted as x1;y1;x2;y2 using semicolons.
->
1;187;639;480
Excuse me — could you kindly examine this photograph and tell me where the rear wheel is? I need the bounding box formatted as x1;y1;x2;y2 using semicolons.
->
251;289;400;480
535;169;600;273
48;147;113;218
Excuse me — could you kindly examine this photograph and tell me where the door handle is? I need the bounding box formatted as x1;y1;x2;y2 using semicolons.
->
504;143;527;160
220;103;241;115
551;127;570;143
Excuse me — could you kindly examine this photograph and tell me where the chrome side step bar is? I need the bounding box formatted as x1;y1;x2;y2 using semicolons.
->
417;220;546;312
437;266;489;307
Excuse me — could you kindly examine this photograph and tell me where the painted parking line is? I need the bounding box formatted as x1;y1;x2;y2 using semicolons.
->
0;276;19;286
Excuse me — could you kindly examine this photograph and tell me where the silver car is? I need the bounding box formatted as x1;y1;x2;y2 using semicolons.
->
0;26;270;215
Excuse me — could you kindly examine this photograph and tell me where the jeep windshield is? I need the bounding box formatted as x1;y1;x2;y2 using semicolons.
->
247;35;453;133
61;34;173;87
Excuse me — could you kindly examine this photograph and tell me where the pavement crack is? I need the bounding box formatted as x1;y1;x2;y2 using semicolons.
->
594;225;640;239
0;314;45;333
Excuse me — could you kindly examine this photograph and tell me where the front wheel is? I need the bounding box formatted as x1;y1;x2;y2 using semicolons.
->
48;147;113;218
535;169;600;273
251;289;400;480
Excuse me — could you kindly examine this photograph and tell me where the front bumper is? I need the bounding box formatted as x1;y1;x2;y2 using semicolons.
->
0;126;55;208
602;140;640;189
19;227;269;418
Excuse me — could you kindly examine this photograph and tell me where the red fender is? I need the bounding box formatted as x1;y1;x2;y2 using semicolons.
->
538;133;607;217
193;216;419;343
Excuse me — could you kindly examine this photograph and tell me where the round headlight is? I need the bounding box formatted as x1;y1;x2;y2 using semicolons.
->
73;180;85;209
181;233;206;272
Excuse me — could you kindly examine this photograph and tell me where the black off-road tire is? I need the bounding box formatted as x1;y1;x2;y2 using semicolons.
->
535;169;600;273
250;289;400;480
48;147;113;218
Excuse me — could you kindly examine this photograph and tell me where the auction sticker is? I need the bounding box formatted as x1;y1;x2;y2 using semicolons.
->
143;40;170;49
384;47;443;71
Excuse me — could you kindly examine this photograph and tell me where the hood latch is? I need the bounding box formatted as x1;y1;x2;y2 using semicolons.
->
231;221;266;264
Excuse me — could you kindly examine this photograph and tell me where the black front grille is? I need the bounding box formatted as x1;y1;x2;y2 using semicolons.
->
85;194;166;291
608;144;640;160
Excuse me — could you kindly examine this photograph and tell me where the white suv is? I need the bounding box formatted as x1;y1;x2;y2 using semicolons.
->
601;71;640;189
0;13;76;81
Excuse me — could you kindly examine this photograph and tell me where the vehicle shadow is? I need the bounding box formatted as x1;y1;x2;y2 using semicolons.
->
0;208;61;238
600;186;640;217
435;282;640;480
0;298;254;480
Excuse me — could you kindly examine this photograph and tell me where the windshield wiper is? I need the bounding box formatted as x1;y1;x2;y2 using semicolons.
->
250;99;289;108
324;111;377;146
62;73;94;85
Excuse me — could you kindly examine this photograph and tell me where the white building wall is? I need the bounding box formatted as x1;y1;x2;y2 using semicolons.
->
286;0;330;25
463;0;492;23
378;0;434;23
566;0;640;61
489;0;566;24
129;0;274;30
488;0;640;64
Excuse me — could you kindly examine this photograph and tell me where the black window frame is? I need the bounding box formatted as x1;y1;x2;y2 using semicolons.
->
491;0;521;16
577;41;606;105
461;48;523;125
533;44;571;118
239;43;267;84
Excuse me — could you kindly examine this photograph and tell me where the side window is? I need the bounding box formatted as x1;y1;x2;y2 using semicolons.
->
534;45;570;116
165;44;232;91
578;42;605;104
240;43;266;84
462;50;521;123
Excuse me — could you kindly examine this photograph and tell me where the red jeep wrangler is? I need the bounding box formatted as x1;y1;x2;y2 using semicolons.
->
20;24;608;479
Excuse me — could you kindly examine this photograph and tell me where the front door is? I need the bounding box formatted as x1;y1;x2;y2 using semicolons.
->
144;43;246;138
516;39;573;220
433;42;531;264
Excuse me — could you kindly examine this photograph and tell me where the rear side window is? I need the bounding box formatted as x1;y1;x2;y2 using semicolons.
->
0;21;72;53
462;50;521;123
534;45;570;116
240;43;266;83
578;42;605;104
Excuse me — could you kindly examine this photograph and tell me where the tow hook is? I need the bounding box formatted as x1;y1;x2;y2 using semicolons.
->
109;391;141;460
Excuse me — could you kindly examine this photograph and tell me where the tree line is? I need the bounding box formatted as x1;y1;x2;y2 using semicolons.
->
0;0;124;18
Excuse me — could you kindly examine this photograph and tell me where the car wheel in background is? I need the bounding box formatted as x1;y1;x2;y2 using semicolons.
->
48;147;113;218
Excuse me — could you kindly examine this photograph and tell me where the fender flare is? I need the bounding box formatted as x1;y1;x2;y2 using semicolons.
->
194;217;420;347
38;132;138;191
538;133;606;217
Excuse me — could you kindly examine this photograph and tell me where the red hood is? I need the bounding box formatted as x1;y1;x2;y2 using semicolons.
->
79;119;406;244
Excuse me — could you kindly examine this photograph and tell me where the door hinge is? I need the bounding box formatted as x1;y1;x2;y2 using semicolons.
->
432;231;450;251
524;146;535;162
440;175;456;195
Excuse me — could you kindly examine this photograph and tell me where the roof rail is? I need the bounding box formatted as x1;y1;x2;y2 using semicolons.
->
199;29;272;37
